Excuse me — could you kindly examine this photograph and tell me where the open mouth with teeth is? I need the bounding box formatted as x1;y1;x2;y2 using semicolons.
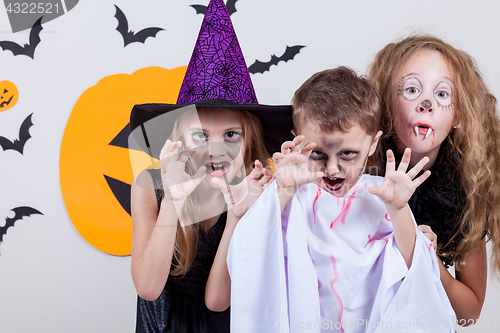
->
413;124;433;138
322;176;344;192
206;163;231;177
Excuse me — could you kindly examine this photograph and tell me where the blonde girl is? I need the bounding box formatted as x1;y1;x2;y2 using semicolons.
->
130;106;274;333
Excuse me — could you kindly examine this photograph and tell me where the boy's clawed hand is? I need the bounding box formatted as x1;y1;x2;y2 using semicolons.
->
273;135;324;191
211;160;273;220
369;148;431;210
160;139;207;202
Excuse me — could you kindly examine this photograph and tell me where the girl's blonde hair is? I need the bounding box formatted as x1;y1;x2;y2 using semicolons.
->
169;107;270;276
367;34;500;275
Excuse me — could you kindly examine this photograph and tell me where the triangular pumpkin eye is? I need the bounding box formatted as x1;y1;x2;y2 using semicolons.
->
3;89;7;94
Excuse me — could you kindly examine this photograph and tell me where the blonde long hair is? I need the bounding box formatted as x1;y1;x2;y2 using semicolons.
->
367;34;500;275
168;108;270;276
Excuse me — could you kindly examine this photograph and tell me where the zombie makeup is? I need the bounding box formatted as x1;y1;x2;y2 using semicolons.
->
299;124;380;197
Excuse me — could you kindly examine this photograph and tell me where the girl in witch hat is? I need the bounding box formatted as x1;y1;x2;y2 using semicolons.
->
129;0;293;332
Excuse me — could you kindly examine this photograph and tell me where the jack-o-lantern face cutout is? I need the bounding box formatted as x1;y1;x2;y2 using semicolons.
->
60;66;186;255
0;81;19;111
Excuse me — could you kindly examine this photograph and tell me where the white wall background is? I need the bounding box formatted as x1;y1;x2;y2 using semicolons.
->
0;0;499;332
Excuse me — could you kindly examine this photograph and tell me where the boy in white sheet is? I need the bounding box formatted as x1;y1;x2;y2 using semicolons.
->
228;67;456;333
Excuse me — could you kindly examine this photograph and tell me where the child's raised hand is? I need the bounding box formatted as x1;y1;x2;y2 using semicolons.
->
369;148;430;210
160;140;206;202
273;135;324;191
211;160;273;220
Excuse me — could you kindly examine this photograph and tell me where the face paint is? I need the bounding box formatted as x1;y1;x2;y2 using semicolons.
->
421;99;432;110
394;50;457;166
299;124;379;197
184;109;245;187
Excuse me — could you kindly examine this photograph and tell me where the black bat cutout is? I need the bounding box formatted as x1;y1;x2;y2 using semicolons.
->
0;113;34;154
248;45;306;74
114;5;164;47
190;4;207;15
0;17;43;59
226;0;238;16
190;0;239;16
0;207;43;251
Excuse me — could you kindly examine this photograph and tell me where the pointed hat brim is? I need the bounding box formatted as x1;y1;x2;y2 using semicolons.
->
129;99;293;158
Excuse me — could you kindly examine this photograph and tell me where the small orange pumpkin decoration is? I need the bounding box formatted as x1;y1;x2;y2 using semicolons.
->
0;80;19;111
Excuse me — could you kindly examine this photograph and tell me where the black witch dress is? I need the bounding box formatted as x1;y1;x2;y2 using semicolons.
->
135;170;230;333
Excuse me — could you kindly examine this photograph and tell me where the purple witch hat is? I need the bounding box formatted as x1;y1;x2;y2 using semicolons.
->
177;0;257;104
130;0;293;158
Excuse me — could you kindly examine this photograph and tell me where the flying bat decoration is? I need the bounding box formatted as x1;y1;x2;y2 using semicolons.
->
0;17;43;59
114;5;164;47
0;206;43;252
0;113;34;154
248;45;306;74
190;0;239;16
190;4;207;15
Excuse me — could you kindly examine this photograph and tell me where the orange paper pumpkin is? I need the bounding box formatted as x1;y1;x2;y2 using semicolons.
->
60;66;186;255
0;81;19;111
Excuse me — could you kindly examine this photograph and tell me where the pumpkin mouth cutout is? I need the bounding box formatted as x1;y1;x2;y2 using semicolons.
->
0;81;19;112
0;91;14;107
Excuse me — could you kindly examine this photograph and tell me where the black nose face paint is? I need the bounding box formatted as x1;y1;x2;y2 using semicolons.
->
421;99;432;109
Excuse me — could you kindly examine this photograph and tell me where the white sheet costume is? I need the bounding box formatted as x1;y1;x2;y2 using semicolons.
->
228;175;456;333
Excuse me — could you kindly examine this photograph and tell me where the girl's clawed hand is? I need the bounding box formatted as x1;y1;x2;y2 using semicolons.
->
160;140;206;202
211;160;273;220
